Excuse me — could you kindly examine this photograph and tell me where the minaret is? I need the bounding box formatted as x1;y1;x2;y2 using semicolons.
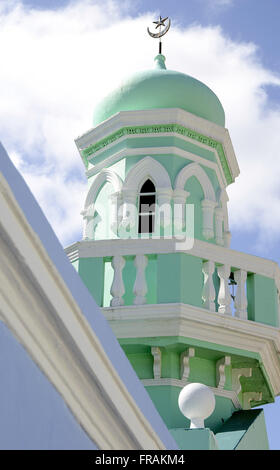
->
66;19;280;450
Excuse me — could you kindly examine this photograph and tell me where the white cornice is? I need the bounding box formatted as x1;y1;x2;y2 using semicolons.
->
75;108;239;184
85;143;227;190
0;171;170;450
102;302;280;396
65;238;280;287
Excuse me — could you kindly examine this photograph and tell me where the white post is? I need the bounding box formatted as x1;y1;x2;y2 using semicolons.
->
173;188;189;230
110;256;125;307
202;261;216;312
234;269;248;319
215;207;224;246
217;264;232;315
133;254;148;305
201;199;216;240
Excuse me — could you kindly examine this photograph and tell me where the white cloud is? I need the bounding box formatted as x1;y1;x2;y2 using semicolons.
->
0;0;280;255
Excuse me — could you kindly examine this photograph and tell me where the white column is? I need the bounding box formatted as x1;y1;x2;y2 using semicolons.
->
119;189;137;237
81;204;96;240
234;269;248;319
109;191;121;235
201;199;216;240
202;261;216;312
215;207;224;246
133;254;148;305
217;264;232;315
110;255;125;307
180;347;195;381
173;189;189;230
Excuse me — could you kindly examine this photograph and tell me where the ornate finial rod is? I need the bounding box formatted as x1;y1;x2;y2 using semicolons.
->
147;15;171;55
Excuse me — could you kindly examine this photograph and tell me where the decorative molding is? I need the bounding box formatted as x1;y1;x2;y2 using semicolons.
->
84;169;123;209
79;123;233;185
232;368;252;395
0;172;168;450
175;162;216;202
180;347;195;381
123;156;172;193
102;302;280;396
151;347;162;380
85;145;227;191
242;392;262;410
216;356;231;389
141;378;241;410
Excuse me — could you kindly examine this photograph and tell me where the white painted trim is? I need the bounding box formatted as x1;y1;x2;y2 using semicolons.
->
0;172;168;450
175;162;216;202
102;302;280;396
65;238;280;287
123;156;172;192
85;143;227;190
75;108;239;182
84;168;123;209
141;378;241;410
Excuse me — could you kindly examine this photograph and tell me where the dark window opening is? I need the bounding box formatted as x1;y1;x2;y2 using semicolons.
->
138;179;156;234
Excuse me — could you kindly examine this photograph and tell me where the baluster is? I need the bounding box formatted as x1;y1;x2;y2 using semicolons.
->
217;264;231;315
234;270;248;319
110;256;125;307
133;254;148;305
202;261;216;311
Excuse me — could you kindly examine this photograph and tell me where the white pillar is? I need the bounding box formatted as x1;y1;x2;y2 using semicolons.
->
201;199;216;240
119;189;137;237
110;255;125;307
234;269;248;319
81;204;98;240
109;191;122;235
215;207;224;246
202;261;216;312
217;264;232;315
173;189;189;230
133;254;148;305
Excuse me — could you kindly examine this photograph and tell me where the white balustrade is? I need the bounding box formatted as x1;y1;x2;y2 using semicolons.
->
133;254;148;305
110;255;125;307
217;264;232;315
202;261;216;312
234;269;248;319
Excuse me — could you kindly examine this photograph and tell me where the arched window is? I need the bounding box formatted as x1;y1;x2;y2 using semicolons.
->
138;179;156;234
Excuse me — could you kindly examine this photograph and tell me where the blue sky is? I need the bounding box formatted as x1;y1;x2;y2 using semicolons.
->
2;0;280;449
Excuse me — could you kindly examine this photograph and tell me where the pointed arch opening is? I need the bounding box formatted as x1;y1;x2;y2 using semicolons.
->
138;179;156;234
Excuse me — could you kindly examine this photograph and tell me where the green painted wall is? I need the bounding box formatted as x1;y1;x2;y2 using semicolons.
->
157;253;203;306
76;257;104;307
247;273;279;327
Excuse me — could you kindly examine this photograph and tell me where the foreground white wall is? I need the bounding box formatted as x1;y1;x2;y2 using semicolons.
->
0;142;178;450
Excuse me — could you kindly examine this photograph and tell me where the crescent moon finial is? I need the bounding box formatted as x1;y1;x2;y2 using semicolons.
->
147;16;171;55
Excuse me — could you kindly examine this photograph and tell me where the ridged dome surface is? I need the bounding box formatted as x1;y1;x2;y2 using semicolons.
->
93;55;225;127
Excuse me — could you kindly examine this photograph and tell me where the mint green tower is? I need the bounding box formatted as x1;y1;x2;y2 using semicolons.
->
66;49;280;450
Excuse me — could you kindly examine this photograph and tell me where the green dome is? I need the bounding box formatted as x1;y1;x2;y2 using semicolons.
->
93;55;225;127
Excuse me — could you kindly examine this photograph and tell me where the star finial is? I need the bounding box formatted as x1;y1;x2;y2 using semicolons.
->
153;16;168;29
147;16;171;55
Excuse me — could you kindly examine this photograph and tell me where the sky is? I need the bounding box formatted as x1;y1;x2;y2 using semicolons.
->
1;0;280;449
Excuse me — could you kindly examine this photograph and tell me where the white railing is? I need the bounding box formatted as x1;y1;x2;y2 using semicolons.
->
66;238;280;322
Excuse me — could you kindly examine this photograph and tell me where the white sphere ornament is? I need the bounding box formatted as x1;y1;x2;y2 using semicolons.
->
178;383;216;429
